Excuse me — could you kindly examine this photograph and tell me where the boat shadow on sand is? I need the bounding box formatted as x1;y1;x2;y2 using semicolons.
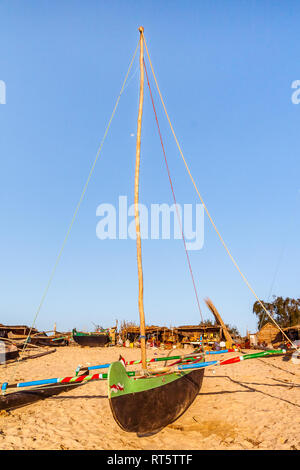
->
49;394;107;400
47;393;164;437
201;375;300;408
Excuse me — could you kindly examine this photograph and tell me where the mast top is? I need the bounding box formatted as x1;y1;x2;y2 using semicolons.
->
138;26;144;34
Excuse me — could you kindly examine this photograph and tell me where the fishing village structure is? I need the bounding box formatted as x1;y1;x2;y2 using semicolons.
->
119;297;235;349
120;322;233;349
176;324;223;347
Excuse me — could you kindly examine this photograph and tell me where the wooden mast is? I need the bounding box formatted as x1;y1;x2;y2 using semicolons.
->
135;26;147;369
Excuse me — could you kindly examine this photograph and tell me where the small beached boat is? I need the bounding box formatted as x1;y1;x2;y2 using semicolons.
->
72;328;110;347
29;334;68;347
8;331;68;347
107;27;298;434
0;375;85;411
108;361;204;434
0;343;19;364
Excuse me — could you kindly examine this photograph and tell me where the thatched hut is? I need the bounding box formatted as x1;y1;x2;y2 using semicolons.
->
255;321;282;346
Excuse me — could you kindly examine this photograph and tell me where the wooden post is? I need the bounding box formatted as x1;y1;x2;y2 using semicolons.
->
135;26;147;369
204;298;234;348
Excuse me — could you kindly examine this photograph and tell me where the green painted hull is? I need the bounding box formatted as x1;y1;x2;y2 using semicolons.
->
72;330;107;337
108;361;204;434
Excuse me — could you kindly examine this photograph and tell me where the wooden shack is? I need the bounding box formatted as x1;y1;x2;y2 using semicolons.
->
175;324;223;347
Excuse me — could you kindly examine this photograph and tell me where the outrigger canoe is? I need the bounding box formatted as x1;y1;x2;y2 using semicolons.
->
108;361;205;434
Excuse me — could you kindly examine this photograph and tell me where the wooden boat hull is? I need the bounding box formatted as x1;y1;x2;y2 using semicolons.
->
7;333;68;347
29;336;67;347
108;361;204;434
0;343;19;364
72;334;109;347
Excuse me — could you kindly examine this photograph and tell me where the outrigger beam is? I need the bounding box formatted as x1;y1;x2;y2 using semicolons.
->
1;349;285;393
77;349;237;373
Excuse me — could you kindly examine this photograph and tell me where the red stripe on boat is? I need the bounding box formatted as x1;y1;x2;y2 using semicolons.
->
220;356;241;366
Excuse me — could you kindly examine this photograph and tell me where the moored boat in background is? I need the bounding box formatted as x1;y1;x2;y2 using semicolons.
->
7;331;68;347
72;328;114;347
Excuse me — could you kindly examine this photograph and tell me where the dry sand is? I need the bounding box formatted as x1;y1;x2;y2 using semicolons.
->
0;346;299;450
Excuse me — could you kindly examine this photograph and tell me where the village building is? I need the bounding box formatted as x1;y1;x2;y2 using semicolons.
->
252;321;282;347
120;323;233;349
120;325;177;347
249;321;300;348
174;325;223;347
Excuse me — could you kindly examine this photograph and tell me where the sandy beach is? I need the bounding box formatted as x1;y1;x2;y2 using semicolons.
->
0;346;299;450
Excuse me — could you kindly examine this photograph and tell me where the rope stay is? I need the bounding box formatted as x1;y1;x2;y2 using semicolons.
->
143;35;299;352
8;42;139;382
143;59;204;325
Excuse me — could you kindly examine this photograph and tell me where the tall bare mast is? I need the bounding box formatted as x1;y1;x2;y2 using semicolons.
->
135;26;146;369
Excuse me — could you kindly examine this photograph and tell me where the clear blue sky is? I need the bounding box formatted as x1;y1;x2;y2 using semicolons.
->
0;1;299;335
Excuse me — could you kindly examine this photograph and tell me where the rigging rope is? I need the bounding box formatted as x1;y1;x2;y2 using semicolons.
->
260;199;300;329
143;35;299;352
7;42;139;383
143;59;204;325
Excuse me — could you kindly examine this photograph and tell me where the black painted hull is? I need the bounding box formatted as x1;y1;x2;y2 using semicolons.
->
73;334;109;347
109;368;204;434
